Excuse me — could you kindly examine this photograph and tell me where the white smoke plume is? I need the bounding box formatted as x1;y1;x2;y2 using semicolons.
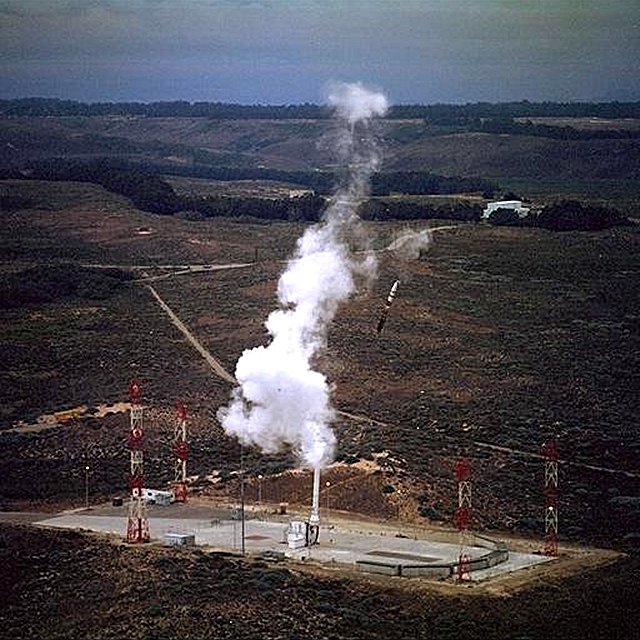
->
218;82;388;469
387;228;433;261
327;81;389;125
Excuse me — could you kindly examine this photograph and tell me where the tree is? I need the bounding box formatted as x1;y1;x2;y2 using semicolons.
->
535;200;632;231
487;208;522;226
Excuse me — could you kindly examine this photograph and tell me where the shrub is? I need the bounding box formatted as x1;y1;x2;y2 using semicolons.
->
534;199;632;231
0;263;132;308
487;207;522;226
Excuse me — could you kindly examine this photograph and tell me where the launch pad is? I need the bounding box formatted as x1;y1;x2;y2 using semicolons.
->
35;501;552;583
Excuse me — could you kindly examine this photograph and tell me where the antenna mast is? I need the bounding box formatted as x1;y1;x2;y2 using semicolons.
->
172;401;189;502
126;379;150;543
542;439;559;556
453;457;472;581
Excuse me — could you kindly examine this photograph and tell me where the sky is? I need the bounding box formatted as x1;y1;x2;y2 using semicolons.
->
1;0;639;105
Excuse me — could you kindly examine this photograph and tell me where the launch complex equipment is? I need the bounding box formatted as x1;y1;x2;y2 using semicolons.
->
376;280;399;334
172;401;189;503
287;466;322;549
126;379;150;543
308;464;321;544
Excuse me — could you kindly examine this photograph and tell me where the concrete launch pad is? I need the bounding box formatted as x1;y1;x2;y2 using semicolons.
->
35;502;551;582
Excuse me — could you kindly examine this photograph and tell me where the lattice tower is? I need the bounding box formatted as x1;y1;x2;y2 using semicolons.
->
453;457;473;580
543;439;559;556
126;379;149;543
172;401;189;503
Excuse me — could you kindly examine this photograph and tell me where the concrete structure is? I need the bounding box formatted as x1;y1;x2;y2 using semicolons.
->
35;505;552;583
482;200;530;219
288;189;312;198
163;532;195;547
286;520;308;549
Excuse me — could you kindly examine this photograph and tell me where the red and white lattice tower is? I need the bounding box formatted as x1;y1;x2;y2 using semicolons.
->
172;401;189;503
542;439;559;556
453;458;473;581
126;379;150;543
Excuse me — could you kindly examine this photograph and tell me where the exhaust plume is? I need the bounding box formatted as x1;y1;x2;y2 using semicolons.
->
218;82;388;469
327;81;389;125
387;228;433;261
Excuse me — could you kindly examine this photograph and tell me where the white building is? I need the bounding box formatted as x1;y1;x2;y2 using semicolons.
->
163;532;195;547
482;200;530;219
142;488;173;506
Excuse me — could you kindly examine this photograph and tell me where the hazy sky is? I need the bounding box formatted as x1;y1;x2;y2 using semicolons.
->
1;0;639;104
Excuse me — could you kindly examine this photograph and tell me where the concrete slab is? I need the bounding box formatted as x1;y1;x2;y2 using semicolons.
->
35;510;551;581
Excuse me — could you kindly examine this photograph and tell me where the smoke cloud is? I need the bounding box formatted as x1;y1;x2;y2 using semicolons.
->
218;82;388;469
327;81;389;125
387;228;433;261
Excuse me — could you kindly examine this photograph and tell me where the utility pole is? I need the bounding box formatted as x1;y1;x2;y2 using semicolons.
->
325;480;331;524
84;465;90;510
240;438;245;556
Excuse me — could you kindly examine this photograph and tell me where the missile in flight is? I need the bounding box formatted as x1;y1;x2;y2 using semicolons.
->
376;279;400;334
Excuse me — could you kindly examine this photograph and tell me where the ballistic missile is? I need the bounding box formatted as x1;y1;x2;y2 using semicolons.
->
376;279;400;333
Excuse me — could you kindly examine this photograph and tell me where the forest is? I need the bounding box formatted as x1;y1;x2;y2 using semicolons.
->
1;159;495;220
2;97;640;121
486;200;633;231
2;159;632;231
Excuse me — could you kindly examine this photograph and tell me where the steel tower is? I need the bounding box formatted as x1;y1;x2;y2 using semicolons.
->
172;401;189;503
126;379;150;543
542;439;559;556
453;457;473;581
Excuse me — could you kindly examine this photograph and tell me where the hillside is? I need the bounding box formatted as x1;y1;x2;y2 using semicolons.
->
384;131;640;180
2;116;640;204
1;179;639;549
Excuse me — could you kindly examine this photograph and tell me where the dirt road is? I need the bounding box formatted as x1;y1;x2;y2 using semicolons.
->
145;283;237;385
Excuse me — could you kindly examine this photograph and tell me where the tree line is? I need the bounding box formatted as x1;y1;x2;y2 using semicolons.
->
2;159;495;218
2;97;640;120
2;159;486;223
134;162;496;198
487;200;633;231
4;160;632;230
476;117;640;140
9;159;183;214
